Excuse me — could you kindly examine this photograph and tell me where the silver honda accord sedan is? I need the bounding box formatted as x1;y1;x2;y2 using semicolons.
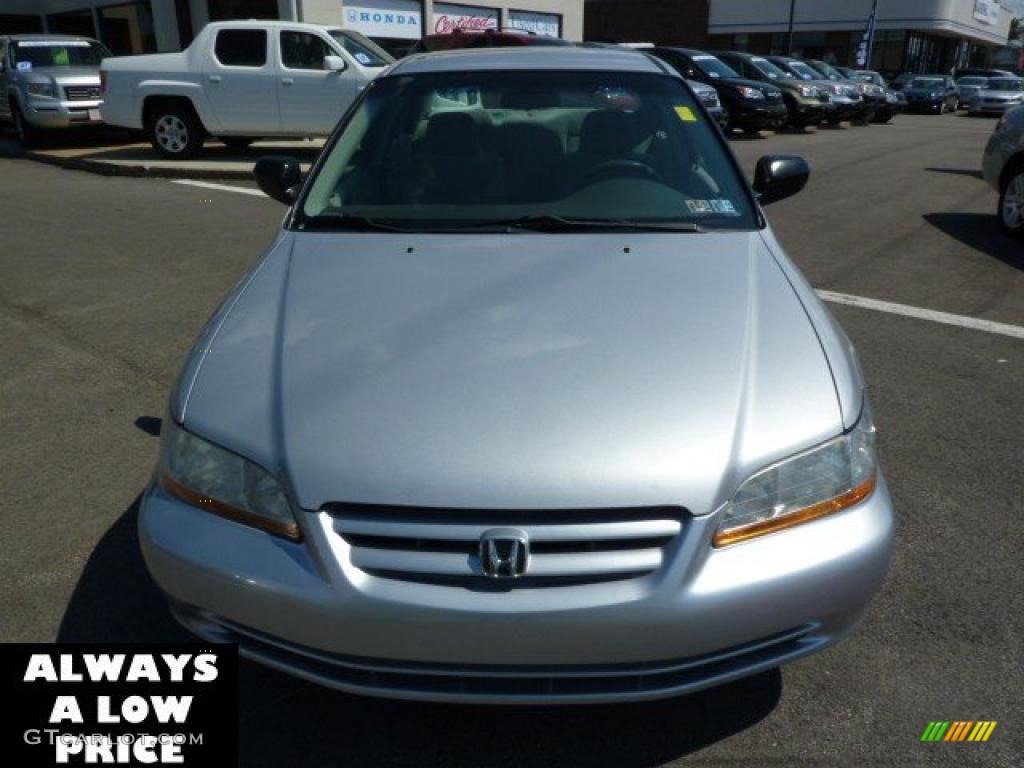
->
140;48;894;704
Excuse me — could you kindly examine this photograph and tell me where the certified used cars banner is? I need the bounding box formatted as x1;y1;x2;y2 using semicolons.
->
2;644;237;766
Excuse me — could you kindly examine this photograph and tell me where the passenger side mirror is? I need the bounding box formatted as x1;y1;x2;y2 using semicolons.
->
254;156;302;206
753;155;810;205
324;55;346;72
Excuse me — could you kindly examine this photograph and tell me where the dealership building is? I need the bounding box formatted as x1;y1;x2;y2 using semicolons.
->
0;0;583;56
586;0;1015;73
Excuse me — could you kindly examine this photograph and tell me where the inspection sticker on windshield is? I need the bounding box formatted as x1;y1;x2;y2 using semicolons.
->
674;105;698;122
710;199;737;214
354;52;372;65
686;199;713;215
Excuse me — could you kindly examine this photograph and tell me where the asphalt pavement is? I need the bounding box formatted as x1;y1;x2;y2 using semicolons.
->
0;112;1021;767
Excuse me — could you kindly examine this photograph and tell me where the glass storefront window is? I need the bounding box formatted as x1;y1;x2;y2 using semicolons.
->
207;0;279;22
46;9;97;39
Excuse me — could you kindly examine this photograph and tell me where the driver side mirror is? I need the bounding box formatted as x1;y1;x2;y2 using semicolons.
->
324;55;346;72
254;156;302;206
753;155;810;205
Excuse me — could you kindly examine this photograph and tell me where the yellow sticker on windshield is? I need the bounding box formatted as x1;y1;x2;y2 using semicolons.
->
674;105;698;123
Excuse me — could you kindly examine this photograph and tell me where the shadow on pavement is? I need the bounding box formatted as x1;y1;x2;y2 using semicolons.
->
59;414;780;765
923;212;1023;270
924;167;984;180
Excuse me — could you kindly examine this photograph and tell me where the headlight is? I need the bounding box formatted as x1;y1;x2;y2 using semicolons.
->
735;85;765;100
829;84;843;96
930;92;943;99
159;419;301;540
26;82;56;98
796;85;814;97
713;402;878;547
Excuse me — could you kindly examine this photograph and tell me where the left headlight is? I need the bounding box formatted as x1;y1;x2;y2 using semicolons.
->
159;419;301;541
735;85;765;100
713;402;878;547
26;82;56;98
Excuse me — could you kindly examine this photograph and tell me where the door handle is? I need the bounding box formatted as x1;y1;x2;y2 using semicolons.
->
208;75;221;83
281;78;294;86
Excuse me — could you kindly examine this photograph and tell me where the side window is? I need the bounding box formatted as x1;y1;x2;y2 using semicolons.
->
214;29;267;68
280;31;331;70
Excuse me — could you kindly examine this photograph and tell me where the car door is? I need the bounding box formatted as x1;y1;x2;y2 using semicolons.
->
205;27;281;134
277;29;358;136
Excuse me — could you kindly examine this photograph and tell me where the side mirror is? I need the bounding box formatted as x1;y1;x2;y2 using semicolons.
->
324;55;346;72
753;155;810;205
254;156;302;206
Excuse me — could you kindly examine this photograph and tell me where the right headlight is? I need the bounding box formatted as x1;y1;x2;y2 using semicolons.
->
713;402;878;547
26;82;56;98
159;419;301;540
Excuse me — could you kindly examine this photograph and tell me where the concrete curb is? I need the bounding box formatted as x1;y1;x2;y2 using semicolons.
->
0;146;257;180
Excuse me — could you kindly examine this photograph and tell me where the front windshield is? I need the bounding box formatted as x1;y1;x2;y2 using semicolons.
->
958;76;988;86
10;40;110;68
691;54;739;80
812;62;843;81
987;78;1024;91
300;70;757;231
328;30;394;67
785;61;819;81
750;57;790;80
910;77;943;89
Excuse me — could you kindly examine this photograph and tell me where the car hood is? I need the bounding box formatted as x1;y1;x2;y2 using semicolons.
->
902;87;943;96
20;65;99;81
708;76;780;95
179;231;843;516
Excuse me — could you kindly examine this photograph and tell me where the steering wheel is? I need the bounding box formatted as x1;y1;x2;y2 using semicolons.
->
576;159;663;191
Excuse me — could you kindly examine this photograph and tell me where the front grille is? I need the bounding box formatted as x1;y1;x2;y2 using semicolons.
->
212;617;818;700
64;85;100;101
764;91;782;102
327;503;685;588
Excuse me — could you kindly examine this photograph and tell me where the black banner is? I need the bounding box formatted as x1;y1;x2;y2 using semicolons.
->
1;644;237;766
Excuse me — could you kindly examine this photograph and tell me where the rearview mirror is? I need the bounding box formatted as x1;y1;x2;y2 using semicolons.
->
254;156;302;206
753;155;810;205
324;55;346;72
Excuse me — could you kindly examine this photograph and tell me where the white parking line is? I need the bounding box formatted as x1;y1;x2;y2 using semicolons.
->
171;179;266;197
818;290;1024;340
164;179;1024;341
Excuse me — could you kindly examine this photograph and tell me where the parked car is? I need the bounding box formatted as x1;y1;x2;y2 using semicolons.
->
849;70;907;123
0;34;109;147
968;77;1024;117
140;47;894;704
410;28;572;53
889;72;918;91
807;60;885;122
100;21;394;158
901;75;958;113
686;77;728;129
649;47;787;134
982;105;1024;237
955;76;990;110
765;56;865;125
715;51;835;129
955;67;1015;81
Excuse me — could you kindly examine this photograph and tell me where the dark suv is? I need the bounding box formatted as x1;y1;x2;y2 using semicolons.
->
649;47;787;134
715;51;834;129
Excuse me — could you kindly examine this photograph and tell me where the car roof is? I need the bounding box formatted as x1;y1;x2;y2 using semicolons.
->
389;47;670;76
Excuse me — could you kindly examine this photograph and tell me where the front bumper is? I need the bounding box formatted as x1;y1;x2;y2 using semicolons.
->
970;102;1023;116
728;101;788;130
906;99;944;113
140;474;895;704
21;98;104;129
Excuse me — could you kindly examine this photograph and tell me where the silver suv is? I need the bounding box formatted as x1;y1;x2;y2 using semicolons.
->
0;34;109;147
983;105;1024;237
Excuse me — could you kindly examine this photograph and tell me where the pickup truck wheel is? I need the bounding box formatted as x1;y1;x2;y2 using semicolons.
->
999;164;1024;238
221;137;254;150
148;107;203;159
12;104;41;149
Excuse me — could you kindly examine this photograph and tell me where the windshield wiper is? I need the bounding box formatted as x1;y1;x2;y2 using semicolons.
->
299;214;417;233
438;215;706;233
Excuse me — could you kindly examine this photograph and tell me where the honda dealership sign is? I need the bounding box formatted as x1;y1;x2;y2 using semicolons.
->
344;0;422;39
433;3;499;34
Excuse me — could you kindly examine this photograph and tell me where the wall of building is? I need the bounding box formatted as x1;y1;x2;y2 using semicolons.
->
709;0;1012;46
584;0;710;46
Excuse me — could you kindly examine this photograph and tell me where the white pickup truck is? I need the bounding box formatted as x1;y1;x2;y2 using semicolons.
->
100;20;393;158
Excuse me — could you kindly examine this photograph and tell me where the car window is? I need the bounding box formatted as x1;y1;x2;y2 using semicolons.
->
786;61;819;81
958;77;988;86
10;40;110;68
301;70;757;232
988;79;1023;91
691;54;738;80
214;29;267;68
750;57;789;80
328;30;393;67
281;30;330;70
910;77;943;88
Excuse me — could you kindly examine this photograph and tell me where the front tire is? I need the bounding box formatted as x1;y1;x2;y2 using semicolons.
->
999;163;1024;238
11;103;41;148
147;105;204;159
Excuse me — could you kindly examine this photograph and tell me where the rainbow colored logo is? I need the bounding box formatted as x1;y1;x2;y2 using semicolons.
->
920;721;997;742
